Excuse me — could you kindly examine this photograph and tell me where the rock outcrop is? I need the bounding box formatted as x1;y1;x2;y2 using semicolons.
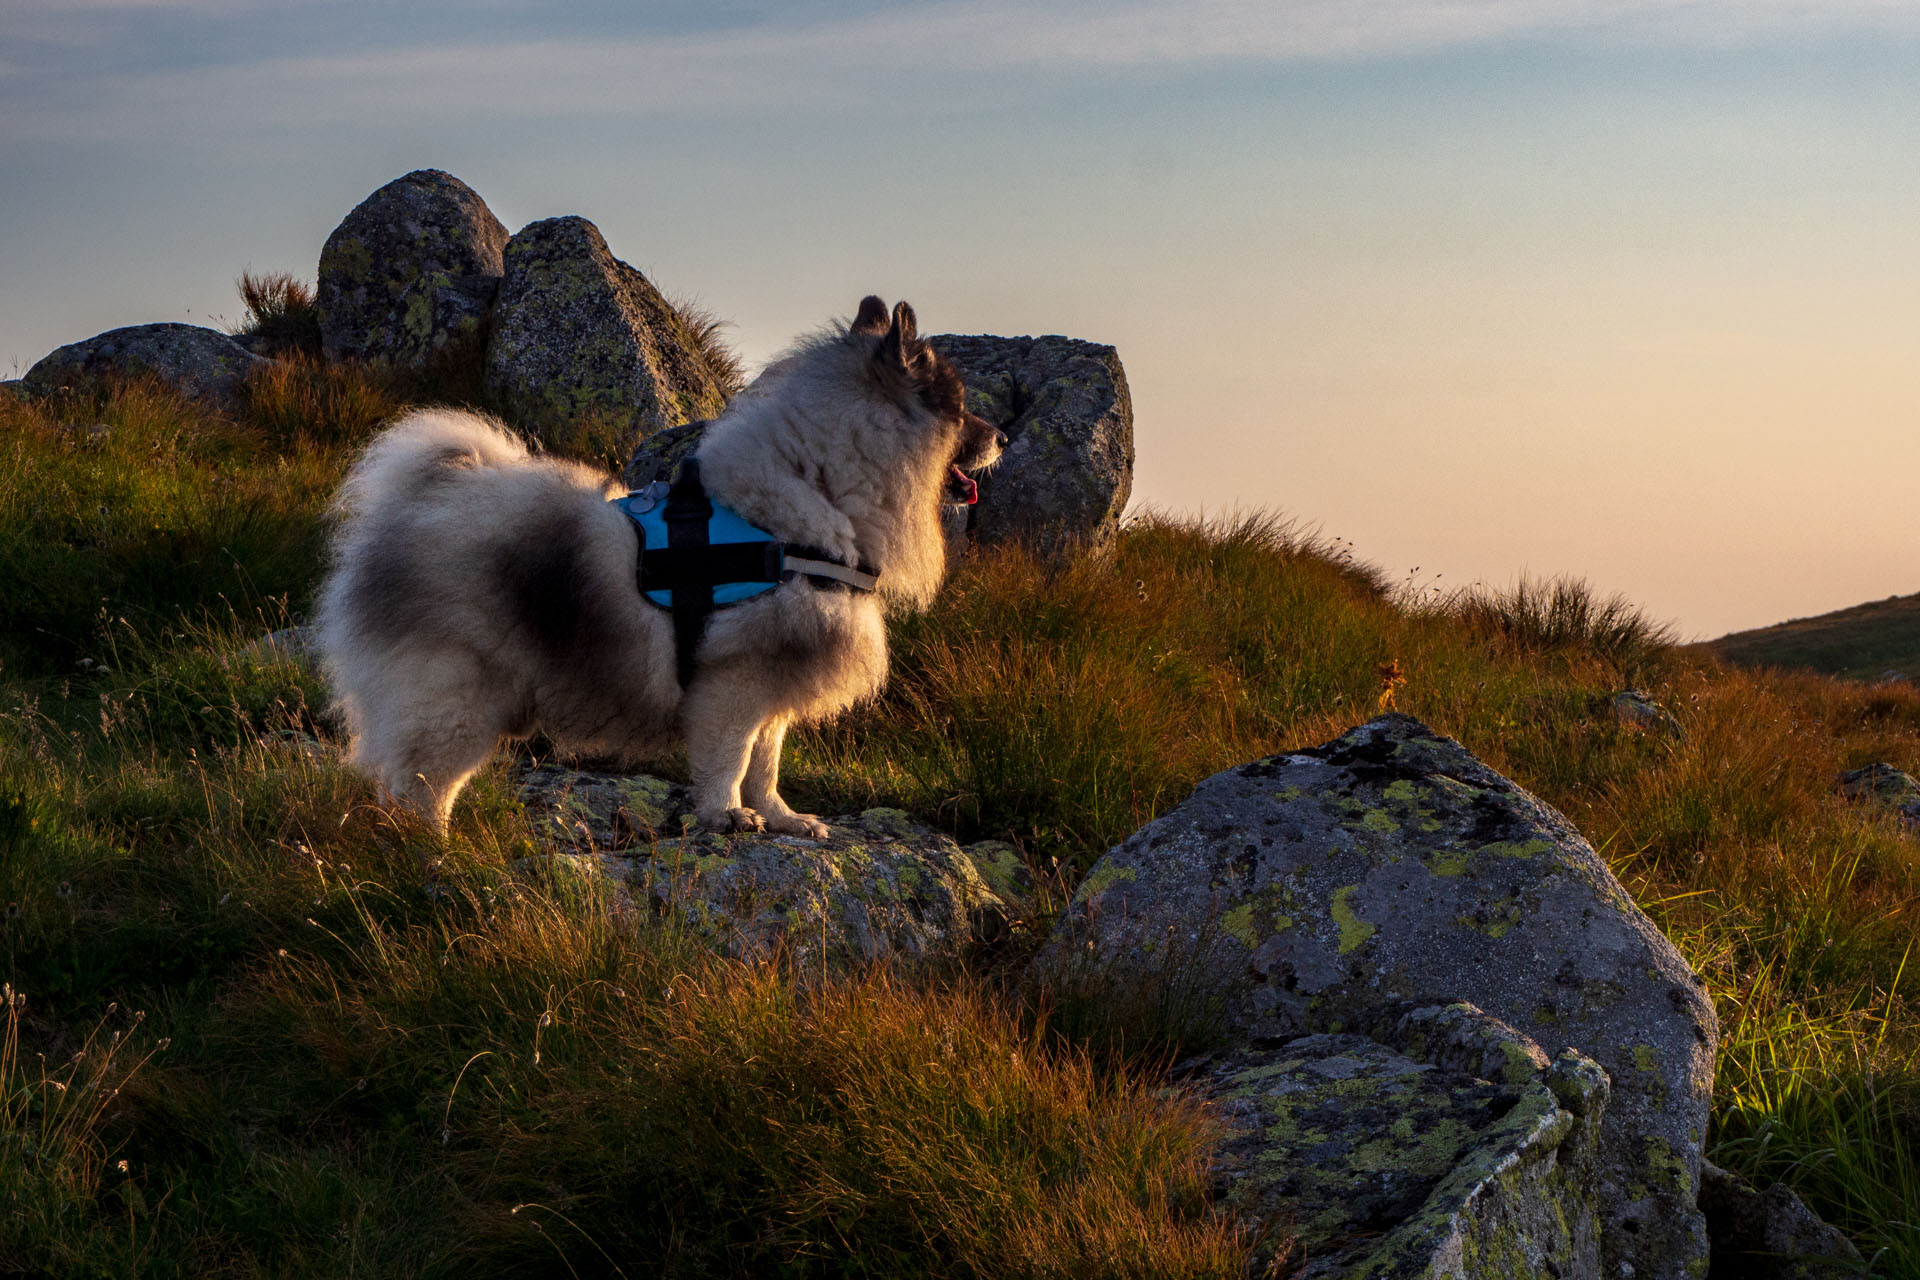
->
517;765;1031;967
22;323;266;409
929;334;1133;558
1202;1004;1610;1277
316;169;508;366
484;216;728;445
1042;714;1718;1280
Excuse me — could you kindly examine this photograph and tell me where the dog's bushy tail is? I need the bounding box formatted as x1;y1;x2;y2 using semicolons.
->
330;408;528;524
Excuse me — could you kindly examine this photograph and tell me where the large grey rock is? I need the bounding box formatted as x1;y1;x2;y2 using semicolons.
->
316;169;508;366
928;334;1133;558
1044;714;1717;1280
1202;1004;1610;1278
484;216;728;445
22;323;266;408
516;765;1030;966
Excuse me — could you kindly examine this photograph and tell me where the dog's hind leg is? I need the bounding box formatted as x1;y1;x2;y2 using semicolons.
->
354;688;503;836
741;717;829;839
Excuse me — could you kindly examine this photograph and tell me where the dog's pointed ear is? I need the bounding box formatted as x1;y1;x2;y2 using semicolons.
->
851;295;890;336
890;301;918;347
878;300;921;371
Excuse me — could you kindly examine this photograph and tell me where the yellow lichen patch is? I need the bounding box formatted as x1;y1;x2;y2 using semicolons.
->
1331;885;1376;954
1358;808;1399;834
1074;860;1137;902
1382;779;1423;805
1478;837;1553;860
1219;902;1262;949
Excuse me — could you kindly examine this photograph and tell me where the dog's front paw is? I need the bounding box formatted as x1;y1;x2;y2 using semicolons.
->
765;812;830;840
711;806;765;834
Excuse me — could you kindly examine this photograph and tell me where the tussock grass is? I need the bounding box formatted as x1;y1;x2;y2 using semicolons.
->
1426;573;1676;686
669;294;747;399
3;362;1918;1273
233;269;322;360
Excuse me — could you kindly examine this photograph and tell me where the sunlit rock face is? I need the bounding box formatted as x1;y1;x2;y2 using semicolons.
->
483;215;727;447
1043;713;1717;1280
316;169;508;367
928;334;1133;560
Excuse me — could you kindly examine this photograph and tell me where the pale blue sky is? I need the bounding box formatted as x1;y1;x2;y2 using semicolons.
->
5;1;1918;637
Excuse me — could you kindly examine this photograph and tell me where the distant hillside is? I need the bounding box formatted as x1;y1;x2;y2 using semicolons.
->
1710;591;1920;682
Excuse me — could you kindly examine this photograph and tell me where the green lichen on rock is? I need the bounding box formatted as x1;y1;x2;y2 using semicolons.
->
1331;884;1377;953
516;765;1006;968
958;840;1034;910
484;215;728;446
1039;714;1716;1280
1201;1013;1601;1278
316;169;508;366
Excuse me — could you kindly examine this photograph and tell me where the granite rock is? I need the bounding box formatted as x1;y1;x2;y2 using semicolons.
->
928;334;1133;559
316;169;508;366
484;216;728;445
22;323;265;409
516;765;1029;966
1698;1160;1861;1278
1042;713;1717;1280
1201;1009;1609;1278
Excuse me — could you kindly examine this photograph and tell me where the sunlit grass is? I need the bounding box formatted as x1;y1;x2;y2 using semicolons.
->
1;362;1917;1273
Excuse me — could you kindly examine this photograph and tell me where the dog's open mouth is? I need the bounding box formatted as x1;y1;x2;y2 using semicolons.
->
943;463;979;506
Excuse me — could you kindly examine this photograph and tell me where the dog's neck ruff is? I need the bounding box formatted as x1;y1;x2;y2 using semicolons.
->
612;457;880;687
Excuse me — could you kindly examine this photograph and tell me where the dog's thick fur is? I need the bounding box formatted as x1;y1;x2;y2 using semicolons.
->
314;298;1002;836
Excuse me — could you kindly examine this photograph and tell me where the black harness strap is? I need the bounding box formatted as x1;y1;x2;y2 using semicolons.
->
625;458;882;688
662;457;714;688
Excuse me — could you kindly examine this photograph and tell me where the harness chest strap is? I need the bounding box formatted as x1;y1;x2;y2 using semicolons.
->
616;458;881;686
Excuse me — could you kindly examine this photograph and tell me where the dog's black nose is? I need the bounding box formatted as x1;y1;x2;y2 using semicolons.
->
995;430;1009;449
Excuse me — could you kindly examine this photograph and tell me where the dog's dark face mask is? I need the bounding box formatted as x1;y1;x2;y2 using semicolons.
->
850;295;1006;506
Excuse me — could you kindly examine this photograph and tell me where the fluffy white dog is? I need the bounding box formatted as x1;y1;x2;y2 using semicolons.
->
314;297;1003;836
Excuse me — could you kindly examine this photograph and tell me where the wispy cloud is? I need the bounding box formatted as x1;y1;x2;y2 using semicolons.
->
5;0;1917;143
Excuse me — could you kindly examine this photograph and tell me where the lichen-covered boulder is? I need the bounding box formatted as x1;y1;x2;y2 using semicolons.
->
22;323;265;408
316;169;508;366
1203;1004;1609;1278
928;334;1133;558
517;766;1028;965
1044;714;1716;1280
484;216;728;445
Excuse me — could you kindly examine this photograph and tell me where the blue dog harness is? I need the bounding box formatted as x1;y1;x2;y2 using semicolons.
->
611;457;879;686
